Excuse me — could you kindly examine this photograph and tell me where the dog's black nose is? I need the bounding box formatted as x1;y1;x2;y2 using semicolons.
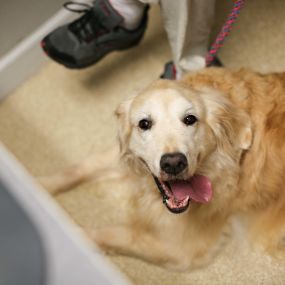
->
160;152;188;175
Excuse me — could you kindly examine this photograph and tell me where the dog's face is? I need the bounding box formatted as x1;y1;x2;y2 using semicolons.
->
116;80;252;214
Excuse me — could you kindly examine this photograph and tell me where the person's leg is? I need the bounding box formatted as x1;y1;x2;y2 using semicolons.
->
160;0;216;78
42;0;149;69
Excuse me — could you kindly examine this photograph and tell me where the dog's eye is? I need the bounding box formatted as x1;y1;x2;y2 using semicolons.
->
138;119;152;130
183;114;198;126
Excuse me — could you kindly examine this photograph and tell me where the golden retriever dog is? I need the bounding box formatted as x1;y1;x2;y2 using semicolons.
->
40;68;285;271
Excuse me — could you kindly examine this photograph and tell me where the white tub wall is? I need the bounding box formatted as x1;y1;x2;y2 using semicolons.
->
0;144;131;285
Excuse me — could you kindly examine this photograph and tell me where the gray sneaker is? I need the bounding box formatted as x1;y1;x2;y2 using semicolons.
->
41;0;149;69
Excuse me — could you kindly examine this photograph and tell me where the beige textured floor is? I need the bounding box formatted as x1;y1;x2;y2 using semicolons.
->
1;1;285;284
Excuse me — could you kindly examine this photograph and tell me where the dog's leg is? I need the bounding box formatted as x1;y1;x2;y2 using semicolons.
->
38;146;124;195
86;226;190;271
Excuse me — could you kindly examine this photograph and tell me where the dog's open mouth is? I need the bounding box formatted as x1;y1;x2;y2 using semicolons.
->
154;175;213;214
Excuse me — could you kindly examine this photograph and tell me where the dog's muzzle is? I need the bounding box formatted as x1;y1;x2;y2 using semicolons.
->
153;174;213;214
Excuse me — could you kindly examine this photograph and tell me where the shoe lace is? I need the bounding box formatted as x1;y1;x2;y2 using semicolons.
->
64;1;106;43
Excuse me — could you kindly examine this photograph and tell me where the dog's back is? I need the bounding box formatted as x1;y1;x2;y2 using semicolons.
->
182;68;285;253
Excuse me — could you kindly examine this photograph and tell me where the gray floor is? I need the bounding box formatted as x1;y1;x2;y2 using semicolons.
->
0;0;65;57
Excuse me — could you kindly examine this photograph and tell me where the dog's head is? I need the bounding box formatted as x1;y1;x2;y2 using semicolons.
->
116;80;252;214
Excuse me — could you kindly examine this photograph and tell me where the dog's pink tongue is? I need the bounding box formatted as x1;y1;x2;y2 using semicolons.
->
169;175;212;203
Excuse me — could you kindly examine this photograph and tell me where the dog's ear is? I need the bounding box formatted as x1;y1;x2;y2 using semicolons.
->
233;110;252;150
200;88;252;151
115;96;134;156
218;106;252;151
115;96;149;174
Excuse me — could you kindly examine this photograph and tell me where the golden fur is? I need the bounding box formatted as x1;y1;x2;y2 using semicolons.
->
40;68;285;271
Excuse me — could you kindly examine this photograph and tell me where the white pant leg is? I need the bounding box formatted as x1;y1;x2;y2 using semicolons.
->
109;0;145;29
160;0;216;78
111;0;215;76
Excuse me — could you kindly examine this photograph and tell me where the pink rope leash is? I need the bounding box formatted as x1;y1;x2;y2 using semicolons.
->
206;0;245;66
